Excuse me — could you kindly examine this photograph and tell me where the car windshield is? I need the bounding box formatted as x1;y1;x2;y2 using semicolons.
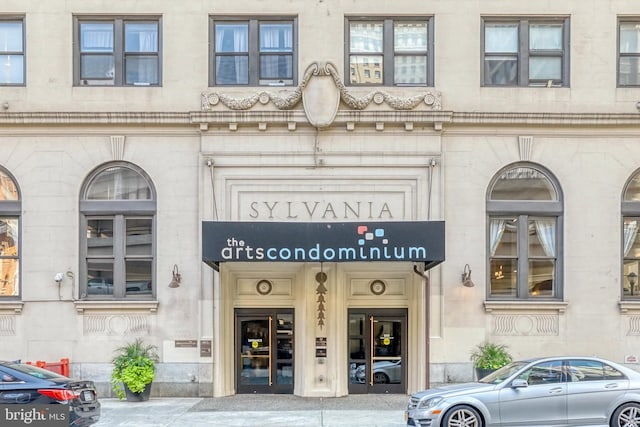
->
5;363;67;380
478;361;529;384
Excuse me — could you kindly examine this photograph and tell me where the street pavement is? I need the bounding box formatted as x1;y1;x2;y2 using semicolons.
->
94;394;409;427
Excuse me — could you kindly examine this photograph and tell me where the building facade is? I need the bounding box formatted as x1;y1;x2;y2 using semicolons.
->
2;0;640;398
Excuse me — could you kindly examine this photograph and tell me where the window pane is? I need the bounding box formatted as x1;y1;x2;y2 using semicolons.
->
125;259;152;295
0;172;18;200
529;57;561;80
394;55;427;84
260;23;292;52
86;166;152;200
530;25;562;50
80;55;114;79
625;173;640;201
0;218;18;297
490;258;517;297
619;57;640;85
350;22;383;53
87;219;113;256
80;23;114;52
260;55;292;79
125;22;158;53
126;218;152;256
528;218;556;257
215;23;248;53
87;261;114;296
0;22;22;52
216;55;248;84
350;55;383;84
394;22;427;52
621;23;640;53
484;56;517;85
485;24;518;53
490;167;557;200
491;218;517;257
0;55;23;84
125;56;158;85
529;260;554;297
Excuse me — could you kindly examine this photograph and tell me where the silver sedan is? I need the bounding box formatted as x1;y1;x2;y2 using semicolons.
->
406;356;640;427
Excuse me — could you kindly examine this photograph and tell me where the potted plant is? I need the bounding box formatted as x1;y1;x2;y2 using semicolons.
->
470;341;512;380
110;338;159;401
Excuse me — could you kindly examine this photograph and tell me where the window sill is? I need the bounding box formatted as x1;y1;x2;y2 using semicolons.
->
0;301;24;314
74;300;159;314
484;300;568;314
619;300;640;314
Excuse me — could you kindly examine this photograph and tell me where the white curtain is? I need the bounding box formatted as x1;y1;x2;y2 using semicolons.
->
261;25;292;50
82;25;113;51
534;218;556;257
489;219;506;256
624;220;639;257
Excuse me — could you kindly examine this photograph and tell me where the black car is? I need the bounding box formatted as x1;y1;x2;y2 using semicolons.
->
0;360;100;426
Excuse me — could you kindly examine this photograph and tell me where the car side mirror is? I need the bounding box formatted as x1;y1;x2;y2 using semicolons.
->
511;379;528;388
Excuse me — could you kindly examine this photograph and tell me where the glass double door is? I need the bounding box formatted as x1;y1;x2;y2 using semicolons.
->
348;308;407;394
235;308;294;394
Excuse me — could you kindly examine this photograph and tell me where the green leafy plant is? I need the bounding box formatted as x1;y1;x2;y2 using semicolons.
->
110;338;159;399
470;341;513;370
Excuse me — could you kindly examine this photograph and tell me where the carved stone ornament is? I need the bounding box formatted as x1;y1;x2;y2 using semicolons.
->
201;62;442;126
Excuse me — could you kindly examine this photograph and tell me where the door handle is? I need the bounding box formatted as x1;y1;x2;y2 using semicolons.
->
605;383;619;389
549;387;564;394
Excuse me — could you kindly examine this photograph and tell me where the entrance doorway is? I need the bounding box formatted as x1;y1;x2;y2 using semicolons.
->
348;308;407;394
235;308;294;394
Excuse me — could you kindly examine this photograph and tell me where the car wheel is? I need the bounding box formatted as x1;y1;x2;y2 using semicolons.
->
443;405;482;427
611;402;640;427
373;372;389;384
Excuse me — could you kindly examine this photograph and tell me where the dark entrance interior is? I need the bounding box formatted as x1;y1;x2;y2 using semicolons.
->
235;308;294;394
348;308;407;394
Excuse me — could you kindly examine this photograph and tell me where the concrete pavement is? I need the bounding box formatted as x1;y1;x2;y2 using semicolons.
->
94;394;409;427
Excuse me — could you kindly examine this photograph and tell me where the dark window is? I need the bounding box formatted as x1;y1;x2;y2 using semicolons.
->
210;16;296;86
80;163;156;299
346;17;433;86
619;20;640;86
75;16;161;86
487;164;563;300
482;17;569;87
0;18;24;85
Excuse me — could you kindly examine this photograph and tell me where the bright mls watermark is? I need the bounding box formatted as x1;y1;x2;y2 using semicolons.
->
1;405;67;426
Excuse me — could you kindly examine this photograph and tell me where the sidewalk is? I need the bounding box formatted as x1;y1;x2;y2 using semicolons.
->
94;394;409;427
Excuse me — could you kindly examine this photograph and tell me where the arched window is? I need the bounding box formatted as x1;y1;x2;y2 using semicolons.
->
622;170;640;298
486;163;563;300
0;167;20;298
80;163;156;299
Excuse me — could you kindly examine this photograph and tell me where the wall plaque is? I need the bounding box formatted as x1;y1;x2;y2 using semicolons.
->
200;340;212;357
175;340;197;348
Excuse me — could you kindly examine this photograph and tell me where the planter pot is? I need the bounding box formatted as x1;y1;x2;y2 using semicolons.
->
475;368;495;381
123;382;152;402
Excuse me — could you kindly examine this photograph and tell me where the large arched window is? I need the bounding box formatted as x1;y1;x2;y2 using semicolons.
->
0;167;20;298
80;163;156;299
622;170;640;299
486;163;563;300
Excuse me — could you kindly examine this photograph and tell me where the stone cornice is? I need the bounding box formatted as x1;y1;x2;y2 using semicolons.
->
0;111;638;128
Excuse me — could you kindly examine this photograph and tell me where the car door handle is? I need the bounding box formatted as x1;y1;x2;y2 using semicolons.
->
549;387;564;394
605;383;619;389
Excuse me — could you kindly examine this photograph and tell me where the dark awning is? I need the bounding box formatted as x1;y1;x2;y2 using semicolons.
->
202;221;445;271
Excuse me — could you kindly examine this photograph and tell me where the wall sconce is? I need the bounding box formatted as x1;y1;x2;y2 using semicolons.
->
169;264;181;288
461;264;475;287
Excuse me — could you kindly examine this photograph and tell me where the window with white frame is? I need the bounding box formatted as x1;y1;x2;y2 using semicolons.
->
0;18;25;85
0;168;19;298
482;17;570;87
622;170;640;298
487;164;563;300
210;16;296;86
618;19;640;87
80;163;155;299
346;17;433;86
74;16;161;86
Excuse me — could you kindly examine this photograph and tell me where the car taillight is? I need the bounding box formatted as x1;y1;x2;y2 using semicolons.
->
38;389;79;402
